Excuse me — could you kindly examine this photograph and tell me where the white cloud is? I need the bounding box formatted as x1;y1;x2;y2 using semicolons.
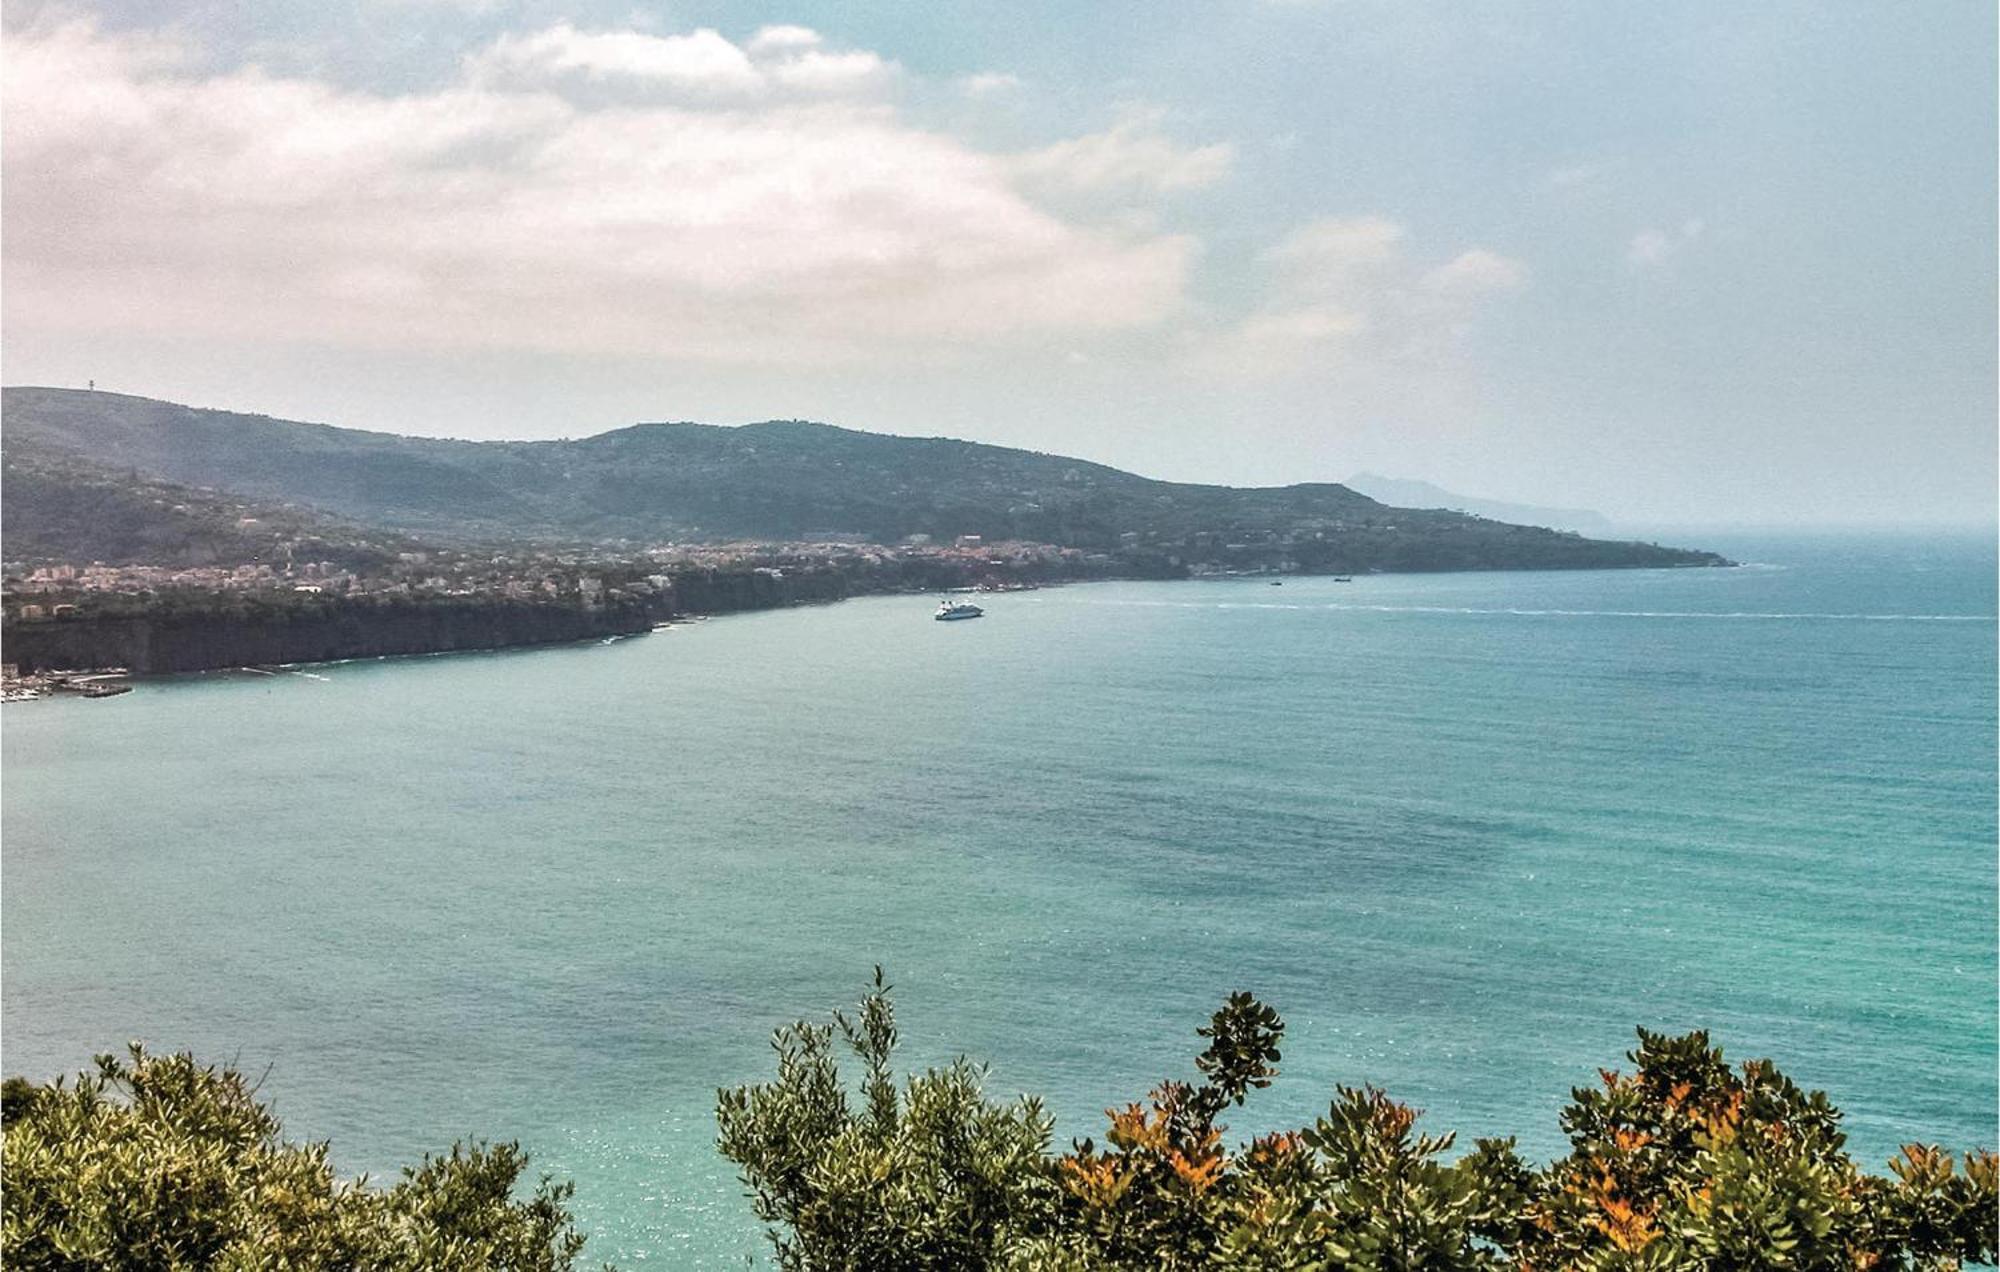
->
1010;106;1234;199
960;71;1023;97
368;0;505;12
1219;306;1369;369
2;19;1195;365
1627;228;1673;267
1422;248;1529;296
462;22;900;101
1549;161;1619;191
767;48;894;95
745;24;822;56
1264;215;1406;275
1627;218;1705;268
468;24;764;95
1202;217;1526;377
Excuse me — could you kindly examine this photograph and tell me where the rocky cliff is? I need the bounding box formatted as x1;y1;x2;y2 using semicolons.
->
3;597;653;675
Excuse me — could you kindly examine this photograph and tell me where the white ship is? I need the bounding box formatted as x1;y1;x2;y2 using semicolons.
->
935;600;985;621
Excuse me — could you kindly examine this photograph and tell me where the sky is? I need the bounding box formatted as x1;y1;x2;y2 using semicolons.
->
3;1;1994;525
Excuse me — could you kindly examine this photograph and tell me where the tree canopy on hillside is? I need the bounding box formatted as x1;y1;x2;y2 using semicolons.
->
3;387;1730;568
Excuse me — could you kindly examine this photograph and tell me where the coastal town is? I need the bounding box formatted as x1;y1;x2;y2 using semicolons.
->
3;533;1101;607
0;534;1144;692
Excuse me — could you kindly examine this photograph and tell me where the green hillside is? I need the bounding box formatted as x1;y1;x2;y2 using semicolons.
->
1;445;420;569
1;387;1730;571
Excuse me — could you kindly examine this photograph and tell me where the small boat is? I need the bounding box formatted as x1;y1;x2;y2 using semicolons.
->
935;600;985;622
1269;580;1283;586
1331;575;1353;583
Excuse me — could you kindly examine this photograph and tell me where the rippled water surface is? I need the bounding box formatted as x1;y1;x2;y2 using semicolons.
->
4;530;1994;1264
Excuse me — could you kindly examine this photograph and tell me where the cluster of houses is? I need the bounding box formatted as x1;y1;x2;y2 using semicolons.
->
0;535;1089;624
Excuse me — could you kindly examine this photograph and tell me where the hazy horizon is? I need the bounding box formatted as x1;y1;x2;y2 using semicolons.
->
3;1;1993;526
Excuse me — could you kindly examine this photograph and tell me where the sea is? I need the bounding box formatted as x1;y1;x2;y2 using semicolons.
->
3;529;1994;1265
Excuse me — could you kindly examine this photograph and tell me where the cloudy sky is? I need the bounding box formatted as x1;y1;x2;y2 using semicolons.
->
4;1;1993;524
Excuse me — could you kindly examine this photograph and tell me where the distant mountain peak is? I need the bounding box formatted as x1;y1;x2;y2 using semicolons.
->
1344;473;1614;534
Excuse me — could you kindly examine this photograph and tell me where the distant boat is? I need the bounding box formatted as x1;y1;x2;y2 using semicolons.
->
935;600;984;622
1269;580;1283;586
1331;575;1353;583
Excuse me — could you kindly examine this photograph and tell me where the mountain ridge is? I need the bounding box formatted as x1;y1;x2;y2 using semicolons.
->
0;387;1730;572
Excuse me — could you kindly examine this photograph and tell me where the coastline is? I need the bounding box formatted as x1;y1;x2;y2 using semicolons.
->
0;556;1739;695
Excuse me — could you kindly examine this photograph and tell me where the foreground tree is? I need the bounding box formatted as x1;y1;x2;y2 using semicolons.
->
1;1045;591;1270
716;968;1064;1268
719;980;1998;1270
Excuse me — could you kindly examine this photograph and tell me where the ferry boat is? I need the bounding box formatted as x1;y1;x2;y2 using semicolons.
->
935;600;985;622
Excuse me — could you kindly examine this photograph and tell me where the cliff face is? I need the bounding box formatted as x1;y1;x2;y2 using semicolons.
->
0;558;1124;676
3;599;652;674
666;568;852;615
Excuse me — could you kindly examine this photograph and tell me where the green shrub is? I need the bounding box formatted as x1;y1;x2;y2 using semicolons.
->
1;1045;590;1270
719;978;1998;1270
716;969;1063;1269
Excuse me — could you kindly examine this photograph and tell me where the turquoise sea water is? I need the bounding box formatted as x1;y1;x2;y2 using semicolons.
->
3;530;1995;1265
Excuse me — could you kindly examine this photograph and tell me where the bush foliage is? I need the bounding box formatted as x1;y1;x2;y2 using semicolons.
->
717;974;1997;1270
1;1046;590;1270
4;988;1989;1269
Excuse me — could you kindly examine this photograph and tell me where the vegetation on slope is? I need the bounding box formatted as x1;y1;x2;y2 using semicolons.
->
2;388;1728;570
0;445;422;569
719;975;1998;1269
0;1049;588;1269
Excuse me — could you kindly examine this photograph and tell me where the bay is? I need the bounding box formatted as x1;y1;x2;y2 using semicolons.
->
4;529;1994;1265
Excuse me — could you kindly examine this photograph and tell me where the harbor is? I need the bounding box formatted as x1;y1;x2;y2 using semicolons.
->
1;665;133;702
